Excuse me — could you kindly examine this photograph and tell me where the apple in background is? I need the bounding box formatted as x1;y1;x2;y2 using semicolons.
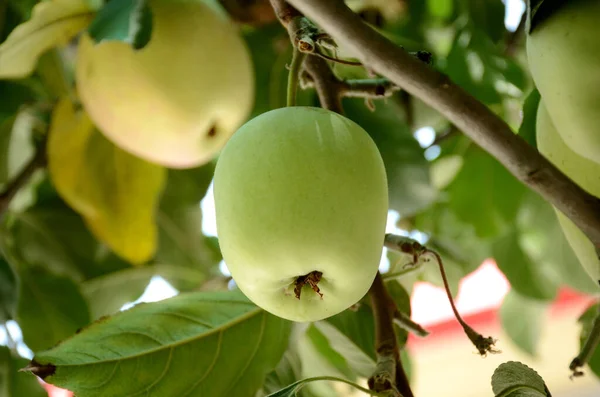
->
536;100;600;286
527;0;600;164
75;0;254;169
213;106;389;322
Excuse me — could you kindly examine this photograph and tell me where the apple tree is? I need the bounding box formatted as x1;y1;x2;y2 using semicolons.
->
0;0;599;396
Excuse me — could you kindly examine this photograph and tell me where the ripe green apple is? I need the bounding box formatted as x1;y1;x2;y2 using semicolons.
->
527;0;600;164
536;100;600;285
75;0;254;169
213;106;389;322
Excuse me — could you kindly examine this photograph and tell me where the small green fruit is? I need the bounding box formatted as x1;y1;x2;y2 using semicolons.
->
527;0;600;164
536;100;600;286
75;0;254;169
214;107;389;322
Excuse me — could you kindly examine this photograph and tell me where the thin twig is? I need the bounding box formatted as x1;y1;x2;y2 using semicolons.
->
384;234;499;356
0;142;47;218
287;0;600;255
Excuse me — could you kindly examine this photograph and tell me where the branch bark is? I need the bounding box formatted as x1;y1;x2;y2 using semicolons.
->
287;0;600;251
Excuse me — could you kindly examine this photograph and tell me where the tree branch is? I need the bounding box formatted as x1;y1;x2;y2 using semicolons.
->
287;0;600;253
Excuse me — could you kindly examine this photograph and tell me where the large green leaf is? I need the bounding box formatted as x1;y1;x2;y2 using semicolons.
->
343;98;437;216
448;148;527;238
499;289;548;357
156;165;221;290
0;0;96;78
8;199;127;281
0;347;48;397
15;266;91;352
492;230;558;301
29;290;291;397
517;192;599;295
47;98;167;265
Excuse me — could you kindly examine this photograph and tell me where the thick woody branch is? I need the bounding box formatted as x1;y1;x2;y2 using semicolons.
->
287;0;600;252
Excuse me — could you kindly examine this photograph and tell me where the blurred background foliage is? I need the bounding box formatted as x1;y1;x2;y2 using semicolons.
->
0;0;598;396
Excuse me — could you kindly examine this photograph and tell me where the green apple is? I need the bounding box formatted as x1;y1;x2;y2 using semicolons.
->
213;107;389;322
527;0;600;164
75;0;254;169
536;100;600;286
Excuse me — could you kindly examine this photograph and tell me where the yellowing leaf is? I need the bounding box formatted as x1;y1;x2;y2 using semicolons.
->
47;98;167;264
0;0;96;79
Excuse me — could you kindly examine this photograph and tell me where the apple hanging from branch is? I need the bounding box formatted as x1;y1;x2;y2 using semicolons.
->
213;106;389;322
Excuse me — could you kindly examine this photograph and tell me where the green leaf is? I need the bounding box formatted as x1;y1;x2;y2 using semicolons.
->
314;303;380;379
0;108;37;189
156;166;221;290
266;376;382;397
15;266;91;352
427;0;454;19
413;203;493;275
81;264;206;320
386;280;412;346
304;324;355;381
465;0;506;43
499;289;548;357
0;0;95;78
343;98;437;216
577;303;600;379
492;230;558;301
0;256;17;322
491;361;549;396
87;0;153;50
517;192;599;295
0;347;48;397
448;148;527;238
261;348;310;397
518;89;541;149
7;199;127;281
296;327;350;397
29;290;291;397
47;98;167;265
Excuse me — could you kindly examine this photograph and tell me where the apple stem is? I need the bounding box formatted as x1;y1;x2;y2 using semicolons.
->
286;47;306;107
384;233;499;356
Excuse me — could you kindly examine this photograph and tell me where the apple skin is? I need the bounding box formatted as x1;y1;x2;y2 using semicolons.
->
527;0;600;164
213;107;389;322
536;100;600;286
75;0;254;169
